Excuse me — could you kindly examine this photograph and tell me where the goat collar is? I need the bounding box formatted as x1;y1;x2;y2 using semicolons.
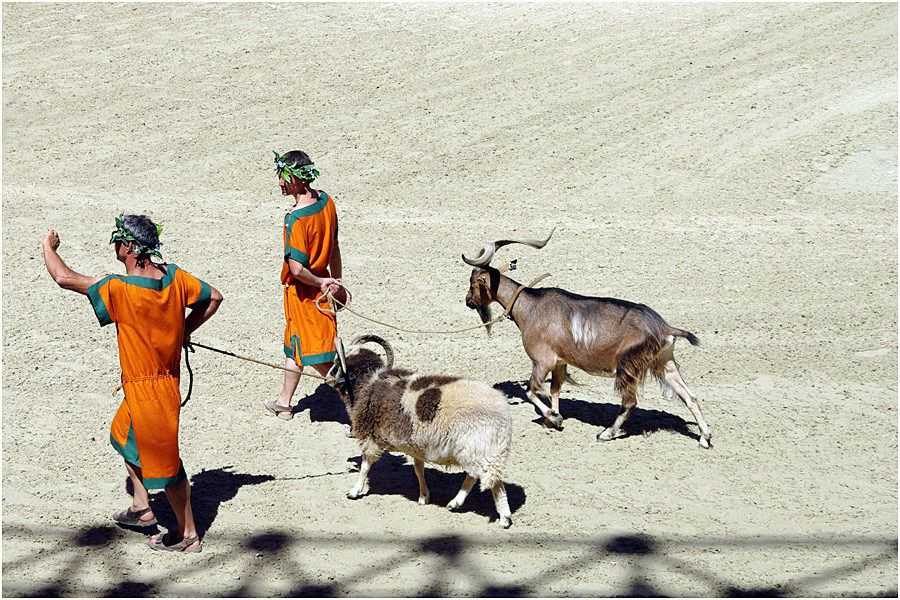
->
499;273;551;320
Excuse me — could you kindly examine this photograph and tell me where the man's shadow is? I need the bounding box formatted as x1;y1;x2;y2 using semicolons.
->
494;380;701;443
347;454;527;526
124;466;275;537
292;383;351;425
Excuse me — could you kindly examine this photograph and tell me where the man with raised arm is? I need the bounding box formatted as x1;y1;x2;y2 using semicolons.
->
42;214;223;552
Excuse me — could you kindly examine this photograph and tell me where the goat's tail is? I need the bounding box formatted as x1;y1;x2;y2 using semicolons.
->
671;328;700;347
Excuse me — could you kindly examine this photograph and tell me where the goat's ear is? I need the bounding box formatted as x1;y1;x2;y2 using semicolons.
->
476;272;490;287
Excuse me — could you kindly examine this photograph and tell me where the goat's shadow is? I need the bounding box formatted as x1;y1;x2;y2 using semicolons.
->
124;466;275;538
291;383;351;426
494;380;701;443
347;454;526;525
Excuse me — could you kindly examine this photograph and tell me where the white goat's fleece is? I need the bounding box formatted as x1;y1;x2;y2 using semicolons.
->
394;379;512;491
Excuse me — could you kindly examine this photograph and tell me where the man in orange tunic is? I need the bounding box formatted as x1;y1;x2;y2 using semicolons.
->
265;150;344;421
42;215;222;552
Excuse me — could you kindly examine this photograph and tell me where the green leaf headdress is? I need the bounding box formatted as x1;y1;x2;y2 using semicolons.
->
273;150;320;183
109;214;164;260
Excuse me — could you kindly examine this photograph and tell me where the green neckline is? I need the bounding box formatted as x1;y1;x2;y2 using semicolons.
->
286;191;329;221
116;263;179;291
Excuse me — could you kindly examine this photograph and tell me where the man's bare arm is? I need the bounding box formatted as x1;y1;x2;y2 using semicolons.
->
184;286;223;341
42;229;99;296
288;258;341;294
329;237;342;281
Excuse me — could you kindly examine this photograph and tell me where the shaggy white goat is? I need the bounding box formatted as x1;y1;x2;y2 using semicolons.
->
327;334;514;528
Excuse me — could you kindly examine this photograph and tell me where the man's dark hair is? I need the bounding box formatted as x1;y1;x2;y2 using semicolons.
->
282;150;313;168
121;214;161;257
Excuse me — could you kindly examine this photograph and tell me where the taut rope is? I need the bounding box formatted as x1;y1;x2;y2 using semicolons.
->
315;273;551;336
185;341;330;381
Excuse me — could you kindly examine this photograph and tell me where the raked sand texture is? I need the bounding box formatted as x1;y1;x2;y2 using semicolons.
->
2;2;897;597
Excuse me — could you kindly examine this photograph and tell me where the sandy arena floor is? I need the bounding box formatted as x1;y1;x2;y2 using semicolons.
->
2;2;897;597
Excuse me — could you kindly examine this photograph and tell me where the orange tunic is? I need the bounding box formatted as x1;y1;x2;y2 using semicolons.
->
281;191;339;366
87;264;211;490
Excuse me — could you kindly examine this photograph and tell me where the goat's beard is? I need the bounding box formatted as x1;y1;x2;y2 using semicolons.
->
474;303;493;337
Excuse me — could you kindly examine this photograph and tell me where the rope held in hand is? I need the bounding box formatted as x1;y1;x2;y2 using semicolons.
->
314;273;551;335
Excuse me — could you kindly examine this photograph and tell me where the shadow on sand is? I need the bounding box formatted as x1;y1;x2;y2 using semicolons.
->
493;379;701;443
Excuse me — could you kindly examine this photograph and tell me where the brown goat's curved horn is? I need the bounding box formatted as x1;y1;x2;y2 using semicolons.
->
461;227;556;267
348;334;394;369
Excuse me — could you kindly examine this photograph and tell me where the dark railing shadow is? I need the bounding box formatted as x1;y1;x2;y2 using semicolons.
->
125;466;275;538
494;380;700;442
347;454;527;525
3;523;895;598
292;383;351;426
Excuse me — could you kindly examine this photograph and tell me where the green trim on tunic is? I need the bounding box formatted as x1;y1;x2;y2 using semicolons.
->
284;192;330;268
110;425;140;466
143;465;187;491
117;263;178;291
284;340;336;367
87;275;116;326
301;350;336;366
189;280;212;307
285;247;310;267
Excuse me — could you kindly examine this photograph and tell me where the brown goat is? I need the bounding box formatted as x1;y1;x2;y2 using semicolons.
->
462;231;713;449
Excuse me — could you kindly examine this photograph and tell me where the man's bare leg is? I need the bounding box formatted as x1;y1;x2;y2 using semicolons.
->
270;358;303;412
149;476;201;550
117;462;156;525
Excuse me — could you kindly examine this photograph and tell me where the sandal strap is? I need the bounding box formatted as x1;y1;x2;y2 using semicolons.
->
153;533;200;550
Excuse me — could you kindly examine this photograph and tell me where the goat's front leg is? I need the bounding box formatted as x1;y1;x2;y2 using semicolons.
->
413;458;430;505
528;361;562;428
548;364;567;429
348;451;381;499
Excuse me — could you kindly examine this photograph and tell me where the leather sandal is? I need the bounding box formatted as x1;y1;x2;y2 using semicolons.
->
265;399;294;421
112;506;157;528
148;532;202;553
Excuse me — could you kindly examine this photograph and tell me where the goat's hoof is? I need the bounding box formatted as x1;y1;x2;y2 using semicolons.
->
418;495;430;506
596;428;616;442
447;500;462;511
543;413;563;429
699;435;712;449
347;489;363;500
499;517;512;529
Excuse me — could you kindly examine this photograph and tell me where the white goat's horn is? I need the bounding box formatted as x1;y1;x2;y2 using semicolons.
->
349;333;394;369
461;226;556;267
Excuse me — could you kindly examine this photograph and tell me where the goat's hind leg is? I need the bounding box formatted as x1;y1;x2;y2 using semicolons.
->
527;360;562;429
447;474;477;510
598;377;637;442
664;359;713;448
490;481;512;529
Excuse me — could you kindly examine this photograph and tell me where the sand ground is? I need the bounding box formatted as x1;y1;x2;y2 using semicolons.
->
2;2;897;597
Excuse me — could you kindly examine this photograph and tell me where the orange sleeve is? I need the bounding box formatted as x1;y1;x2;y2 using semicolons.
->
86;276;120;326
286;217;310;268
174;265;212;307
